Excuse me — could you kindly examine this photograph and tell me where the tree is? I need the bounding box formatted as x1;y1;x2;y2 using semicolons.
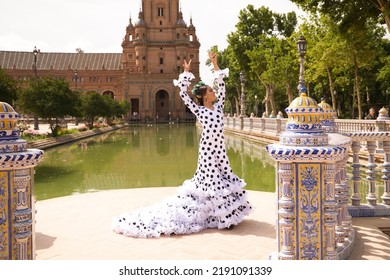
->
291;0;390;34
80;92;111;128
81;92;130;128
81;91;108;129
296;11;386;119
103;95;131;125
377;40;390;95
0;68;18;105
339;20;385;118
19;77;81;136
227;5;298;116
298;15;349;114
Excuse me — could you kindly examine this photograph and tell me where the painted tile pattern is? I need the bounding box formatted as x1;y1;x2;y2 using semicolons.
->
267;92;349;260
0;101;43;260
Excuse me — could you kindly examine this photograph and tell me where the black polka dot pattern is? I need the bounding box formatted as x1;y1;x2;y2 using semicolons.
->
112;70;252;238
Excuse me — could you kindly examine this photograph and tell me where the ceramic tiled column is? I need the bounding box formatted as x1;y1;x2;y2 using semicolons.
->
266;92;349;260
0;102;44;260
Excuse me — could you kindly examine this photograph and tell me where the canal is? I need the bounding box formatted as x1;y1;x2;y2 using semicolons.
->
34;124;276;200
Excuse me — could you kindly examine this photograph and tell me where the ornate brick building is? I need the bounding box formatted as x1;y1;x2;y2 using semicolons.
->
0;0;200;122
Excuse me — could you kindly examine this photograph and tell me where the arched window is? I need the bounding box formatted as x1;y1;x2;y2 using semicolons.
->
103;91;115;99
160;57;164;65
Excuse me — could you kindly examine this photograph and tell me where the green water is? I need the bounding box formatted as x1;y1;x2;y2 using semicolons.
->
34;124;276;200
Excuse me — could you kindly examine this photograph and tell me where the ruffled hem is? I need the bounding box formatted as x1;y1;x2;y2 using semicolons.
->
112;179;252;238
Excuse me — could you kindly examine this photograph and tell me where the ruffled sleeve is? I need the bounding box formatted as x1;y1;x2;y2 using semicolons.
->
213;68;229;107
173;72;200;117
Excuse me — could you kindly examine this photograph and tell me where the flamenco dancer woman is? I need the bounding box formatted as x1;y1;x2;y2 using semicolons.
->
112;52;252;238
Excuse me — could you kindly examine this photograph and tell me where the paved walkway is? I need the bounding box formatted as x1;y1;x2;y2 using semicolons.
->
35;187;390;260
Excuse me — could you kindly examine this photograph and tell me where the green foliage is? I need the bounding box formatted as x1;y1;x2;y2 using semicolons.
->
377;40;390;91
81;91;130;128
18;77;81;136
81;91;109;129
215;3;390;119
291;0;390;33
0;68;18;105
21;129;49;142
296;12;387;118
225;5;298;115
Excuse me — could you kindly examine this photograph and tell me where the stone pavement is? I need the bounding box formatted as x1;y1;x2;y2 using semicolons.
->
34;187;390;260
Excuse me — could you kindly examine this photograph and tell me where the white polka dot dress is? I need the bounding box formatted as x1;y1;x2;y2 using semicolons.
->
112;69;252;238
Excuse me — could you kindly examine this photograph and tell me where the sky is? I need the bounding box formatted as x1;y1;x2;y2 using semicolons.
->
0;0;305;83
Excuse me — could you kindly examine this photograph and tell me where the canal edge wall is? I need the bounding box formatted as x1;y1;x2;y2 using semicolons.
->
26;124;128;150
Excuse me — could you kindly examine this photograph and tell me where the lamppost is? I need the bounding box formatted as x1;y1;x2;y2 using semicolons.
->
297;35;307;93
240;71;246;117
74;70;78;90
32;46;40;130
254;95;258;117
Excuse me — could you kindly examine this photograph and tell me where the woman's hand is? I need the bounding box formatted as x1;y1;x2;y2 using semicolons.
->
208;51;217;63
183;59;192;72
208;52;220;71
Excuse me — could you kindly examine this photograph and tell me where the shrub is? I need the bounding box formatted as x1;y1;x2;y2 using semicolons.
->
22;129;49;141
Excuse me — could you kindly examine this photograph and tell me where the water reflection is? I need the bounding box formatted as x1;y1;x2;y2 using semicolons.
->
34;124;275;200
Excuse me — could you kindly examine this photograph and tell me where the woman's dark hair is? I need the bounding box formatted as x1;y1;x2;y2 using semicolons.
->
194;86;207;106
191;81;207;106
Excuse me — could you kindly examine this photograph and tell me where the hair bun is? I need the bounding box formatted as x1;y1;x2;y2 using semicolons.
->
191;81;206;95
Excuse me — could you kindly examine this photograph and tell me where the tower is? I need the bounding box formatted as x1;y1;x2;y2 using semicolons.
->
122;0;200;122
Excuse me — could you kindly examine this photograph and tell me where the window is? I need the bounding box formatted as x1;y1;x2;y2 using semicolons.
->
157;7;164;17
160;57;164;65
160;69;163;73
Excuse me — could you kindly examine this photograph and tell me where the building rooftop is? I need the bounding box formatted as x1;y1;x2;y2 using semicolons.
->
0;51;122;71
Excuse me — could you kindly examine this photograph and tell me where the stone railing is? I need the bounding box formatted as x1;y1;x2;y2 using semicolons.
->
224;114;390;218
225;115;284;144
335;119;390;133
225;114;390;135
343;132;390;217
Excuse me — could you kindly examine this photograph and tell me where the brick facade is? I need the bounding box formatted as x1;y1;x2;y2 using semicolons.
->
0;0;200;122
